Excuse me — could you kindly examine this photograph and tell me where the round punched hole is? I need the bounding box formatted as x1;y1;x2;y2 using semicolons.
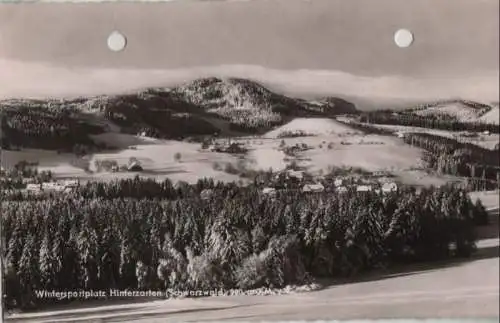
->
394;29;414;48
107;31;127;52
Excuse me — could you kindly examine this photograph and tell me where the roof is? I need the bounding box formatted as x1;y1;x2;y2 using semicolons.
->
356;185;372;192
262;187;277;194
382;182;398;192
287;170;303;179
64;179;79;186
127;161;143;171
302;183;324;192
26;184;41;190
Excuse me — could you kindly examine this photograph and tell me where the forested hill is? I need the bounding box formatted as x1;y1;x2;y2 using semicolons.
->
359;99;499;131
0;77;358;152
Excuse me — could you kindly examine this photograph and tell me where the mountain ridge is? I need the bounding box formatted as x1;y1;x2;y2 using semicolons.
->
0;77;358;151
1;77;495;153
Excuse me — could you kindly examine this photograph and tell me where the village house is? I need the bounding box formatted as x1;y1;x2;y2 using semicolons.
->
21;178;37;184
42;182;65;192
356;185;372;192
382;182;398;193
272;170;303;187
209;140;247;154
209;142;222;152
26;183;42;192
64;179;79;188
262;187;277;196
373;170;390;177
460;131;477;138
287;170;304;180
302;183;324;193
395;132;406;138
127;160;143;172
225;142;247;154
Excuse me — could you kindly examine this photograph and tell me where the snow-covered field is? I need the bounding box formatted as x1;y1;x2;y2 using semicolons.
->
265;118;360;138
1;118;453;186
2;142;243;184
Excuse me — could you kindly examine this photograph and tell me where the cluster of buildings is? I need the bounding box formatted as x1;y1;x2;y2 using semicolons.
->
25;179;79;193
204;139;248;154
260;169;399;196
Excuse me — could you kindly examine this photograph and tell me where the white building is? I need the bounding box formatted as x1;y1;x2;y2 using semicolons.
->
127;161;143;172
382;182;398;193
302;183;324;193
262;187;277;195
64;179;79;188
42;182;65;192
356;185;372;192
287;170;304;180
42;182;57;190
395;132;406;138
26;183;41;192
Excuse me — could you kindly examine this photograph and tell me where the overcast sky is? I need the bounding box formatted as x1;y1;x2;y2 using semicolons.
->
0;0;498;103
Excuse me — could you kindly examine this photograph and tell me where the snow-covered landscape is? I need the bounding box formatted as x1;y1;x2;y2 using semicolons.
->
2;116;443;186
1;77;499;323
1;0;499;321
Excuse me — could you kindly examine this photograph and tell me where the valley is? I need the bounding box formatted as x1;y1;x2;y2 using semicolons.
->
1;77;499;318
5;79;496;189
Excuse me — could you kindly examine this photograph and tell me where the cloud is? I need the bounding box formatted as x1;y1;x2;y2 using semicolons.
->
0;59;498;105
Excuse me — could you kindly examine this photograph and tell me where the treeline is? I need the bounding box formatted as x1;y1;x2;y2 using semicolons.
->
359;112;499;134
335;120;394;136
0;177;228;201
277;130;314;138
102;95;221;139
220;109;283;133
0;161;54;190
0;108;106;152
403;133;500;190
1;177;488;310
404;100;491;113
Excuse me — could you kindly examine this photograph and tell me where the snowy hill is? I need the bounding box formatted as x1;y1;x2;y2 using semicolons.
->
478;106;500;125
265;118;359;138
407;100;492;122
171;77;358;127
0;77;359;151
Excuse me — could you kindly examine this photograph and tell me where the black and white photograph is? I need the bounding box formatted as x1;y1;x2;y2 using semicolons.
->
0;0;499;322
